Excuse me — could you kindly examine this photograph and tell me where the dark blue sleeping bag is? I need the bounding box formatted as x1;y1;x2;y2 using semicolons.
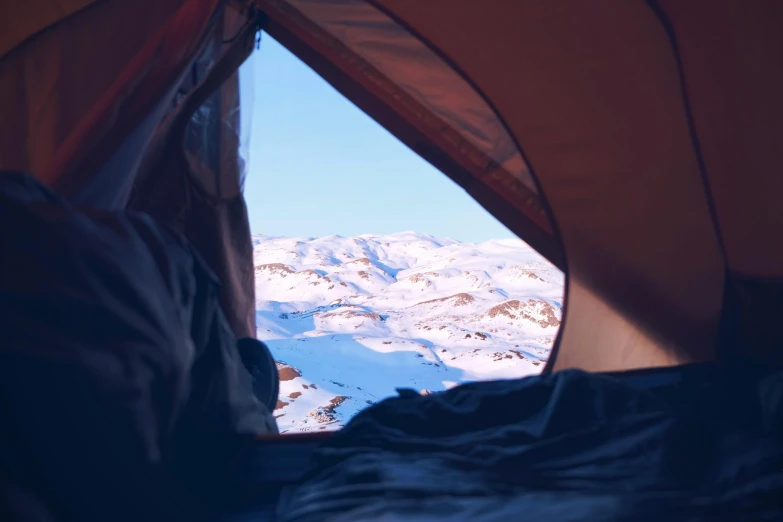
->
276;363;783;521
0;172;278;522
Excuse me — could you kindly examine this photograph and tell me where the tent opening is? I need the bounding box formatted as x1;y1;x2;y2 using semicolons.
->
242;35;564;433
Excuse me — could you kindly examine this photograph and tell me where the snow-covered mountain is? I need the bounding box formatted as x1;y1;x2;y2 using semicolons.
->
253;232;564;434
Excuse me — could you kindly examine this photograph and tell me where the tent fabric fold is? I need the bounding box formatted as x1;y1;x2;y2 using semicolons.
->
0;0;101;59
128;2;260;339
0;0;220;192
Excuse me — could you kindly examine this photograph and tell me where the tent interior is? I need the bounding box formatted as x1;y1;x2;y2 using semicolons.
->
1;1;782;521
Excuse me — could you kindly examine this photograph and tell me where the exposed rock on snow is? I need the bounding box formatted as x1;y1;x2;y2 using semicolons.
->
308;396;349;424
485;299;561;328
276;363;301;381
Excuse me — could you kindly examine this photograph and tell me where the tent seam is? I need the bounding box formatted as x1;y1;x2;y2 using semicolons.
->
643;0;730;264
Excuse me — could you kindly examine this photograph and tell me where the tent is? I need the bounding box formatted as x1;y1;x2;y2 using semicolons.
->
1;0;782;520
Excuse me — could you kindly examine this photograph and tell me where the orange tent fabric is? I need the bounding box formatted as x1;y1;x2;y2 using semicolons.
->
1;0;781;374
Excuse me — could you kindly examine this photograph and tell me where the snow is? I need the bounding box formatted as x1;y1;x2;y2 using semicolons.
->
253;232;564;434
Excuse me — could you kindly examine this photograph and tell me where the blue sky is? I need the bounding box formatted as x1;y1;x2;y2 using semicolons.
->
239;35;513;243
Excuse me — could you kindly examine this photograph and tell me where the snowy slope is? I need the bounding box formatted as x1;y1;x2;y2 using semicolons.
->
253;232;564;434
